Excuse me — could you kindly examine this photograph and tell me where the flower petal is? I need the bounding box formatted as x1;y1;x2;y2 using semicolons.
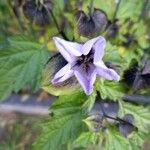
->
81;36;105;55
52;63;74;84
93;36;106;63
74;66;97;95
53;37;82;62
95;61;120;81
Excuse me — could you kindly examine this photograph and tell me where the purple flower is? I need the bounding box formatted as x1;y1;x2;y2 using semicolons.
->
51;36;120;95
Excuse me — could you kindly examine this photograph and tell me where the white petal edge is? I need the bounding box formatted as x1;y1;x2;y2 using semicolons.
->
51;63;74;84
81;36;105;55
53;37;82;61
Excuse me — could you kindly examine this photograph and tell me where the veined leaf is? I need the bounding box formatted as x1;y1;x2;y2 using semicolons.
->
104;42;124;66
105;127;129;150
0;35;49;100
117;0;143;20
105;127;146;150
119;101;150;132
34;90;87;150
82;90;97;113
96;80;125;100
73;132;102;148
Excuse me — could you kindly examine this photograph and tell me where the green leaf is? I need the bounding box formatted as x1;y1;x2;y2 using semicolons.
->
117;0;143;20
104;42;124;66
105;127;129;150
82;90;96;113
106;126;147;150
0;35;49;100
119;101;150;132
96;80;125;100
34;90;87;150
74;132;101;148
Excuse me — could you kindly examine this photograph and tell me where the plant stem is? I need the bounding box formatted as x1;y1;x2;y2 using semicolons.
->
138;0;149;21
99;100;137;130
89;0;94;16
112;0;121;21
49;10;69;40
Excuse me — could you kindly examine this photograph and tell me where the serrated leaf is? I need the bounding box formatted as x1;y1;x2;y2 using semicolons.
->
96;80;125;100
34;90;87;150
105;127;146;150
74;132;101;148
82;90;97;113
117;0;143;20
119;101;150;132
105;127;129;150
0;35;49;100
104;42;124;66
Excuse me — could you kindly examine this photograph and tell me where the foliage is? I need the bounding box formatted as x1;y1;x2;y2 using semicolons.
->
34;90;87;150
0;36;49;100
0;0;150;150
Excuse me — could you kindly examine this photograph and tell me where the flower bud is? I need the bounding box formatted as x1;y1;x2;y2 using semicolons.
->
76;9;107;37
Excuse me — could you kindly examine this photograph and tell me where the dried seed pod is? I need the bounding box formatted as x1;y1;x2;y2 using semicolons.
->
76;9;107;37
106;21;119;38
119;114;136;137
92;9;107;31
34;7;50;26
123;63;138;86
23;0;52;26
86;101;119;132
23;0;36;20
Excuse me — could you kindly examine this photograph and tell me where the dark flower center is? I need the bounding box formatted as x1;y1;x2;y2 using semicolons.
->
76;50;94;72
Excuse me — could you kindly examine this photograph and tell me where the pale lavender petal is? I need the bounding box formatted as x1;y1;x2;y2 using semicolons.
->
95;61;120;81
93;36;106;64
81;36;105;55
74;66;97;95
52;63;74;84
53;37;82;62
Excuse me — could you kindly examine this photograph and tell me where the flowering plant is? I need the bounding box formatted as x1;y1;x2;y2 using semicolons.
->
0;0;149;149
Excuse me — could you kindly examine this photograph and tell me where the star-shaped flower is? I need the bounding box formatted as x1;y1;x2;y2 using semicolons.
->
51;36;120;95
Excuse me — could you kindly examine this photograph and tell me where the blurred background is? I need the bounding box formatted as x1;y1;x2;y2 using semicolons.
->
0;0;150;149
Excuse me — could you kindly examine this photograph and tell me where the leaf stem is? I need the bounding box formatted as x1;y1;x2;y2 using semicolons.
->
112;0;121;21
88;0;94;16
49;10;69;40
138;0;149;21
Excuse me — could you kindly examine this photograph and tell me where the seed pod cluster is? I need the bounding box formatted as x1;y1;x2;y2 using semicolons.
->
76;9;108;37
86;100;137;137
23;0;52;26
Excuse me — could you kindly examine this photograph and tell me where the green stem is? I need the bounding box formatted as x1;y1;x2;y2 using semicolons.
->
88;0;94;16
112;0;121;21
49;10;69;40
